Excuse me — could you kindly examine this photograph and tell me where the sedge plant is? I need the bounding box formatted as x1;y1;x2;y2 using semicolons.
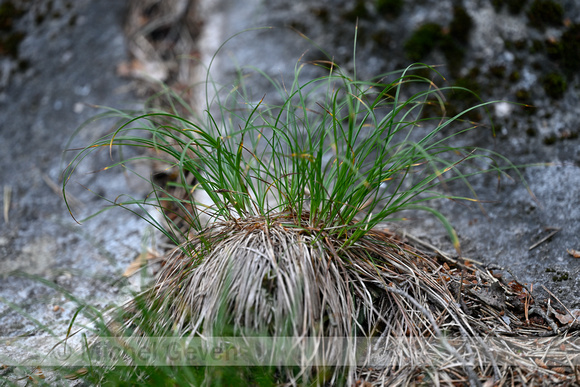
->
64;59;516;251
61;44;533;385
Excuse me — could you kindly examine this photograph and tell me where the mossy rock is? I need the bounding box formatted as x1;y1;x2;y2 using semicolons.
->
0;31;24;58
489;64;506;78
404;23;443;61
452;76;482;103
545;38;563;60
405;8;472;73
527;0;563;29
542;72;567;99
509;70;521;82
491;0;528;14
343;0;369;22
561;24;580;74
515;88;537;116
449;6;473;45
440;35;465;76
0;1;23;31
376;0;404;19
506;0;528;14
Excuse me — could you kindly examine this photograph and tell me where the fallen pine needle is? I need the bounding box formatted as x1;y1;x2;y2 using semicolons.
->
3;185;11;224
529;228;561;251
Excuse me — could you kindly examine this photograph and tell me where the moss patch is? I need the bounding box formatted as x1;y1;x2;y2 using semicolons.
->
527;0;563;30
492;0;528;14
489;65;506;78
515;89;537;116
404;7;473;75
343;0;369;22
446;74;484;121
0;0;25;58
0;31;24;58
546;269;569;282
449;6;473;44
561;24;580;74
376;0;404;19
0;1;23;31
404;23;443;61
542;72;567;99
509;70;520;82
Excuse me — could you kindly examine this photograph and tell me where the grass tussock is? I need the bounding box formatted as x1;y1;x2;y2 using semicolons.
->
53;34;580;386
103;214;573;386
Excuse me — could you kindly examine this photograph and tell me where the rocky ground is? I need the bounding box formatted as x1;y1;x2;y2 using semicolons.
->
0;0;156;382
0;0;579;383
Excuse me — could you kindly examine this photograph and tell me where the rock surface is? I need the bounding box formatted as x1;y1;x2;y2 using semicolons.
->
0;0;155;380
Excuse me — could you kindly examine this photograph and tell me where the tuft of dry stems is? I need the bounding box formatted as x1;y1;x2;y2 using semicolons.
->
119;211;574;385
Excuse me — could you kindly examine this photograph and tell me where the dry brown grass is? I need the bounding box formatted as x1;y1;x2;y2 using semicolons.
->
120;212;579;386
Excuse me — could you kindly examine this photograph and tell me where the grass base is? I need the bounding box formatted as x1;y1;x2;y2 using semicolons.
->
98;213;573;386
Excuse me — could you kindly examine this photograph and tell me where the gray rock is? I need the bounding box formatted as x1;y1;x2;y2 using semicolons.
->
0;0;154;378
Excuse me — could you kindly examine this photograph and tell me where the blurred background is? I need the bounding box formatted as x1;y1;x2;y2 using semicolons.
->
0;0;579;362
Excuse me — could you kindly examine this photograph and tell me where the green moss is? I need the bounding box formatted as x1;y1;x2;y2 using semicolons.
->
371;29;392;47
552;271;569;281
509;71;520;82
376;0;404;18
515;89;531;102
545;268;569;281
35;13;44;25
492;0;528;14
514;89;537;116
17;58;29;71
543;134;557;145
0;1;25;58
438;7;473;75
343;0;369;22
0;1;23;31
527;0;563;30
489;65;506;78
440;36;464;75
68;14;77;27
404;23;443;61
526;127;537;136
491;0;502;11
514;39;528;50
448;75;483;121
545;38;563;60
561;24;580;74
0;31;24;58
542;72;567;99
449;6;473;45
561;130;579;140
311;7;329;23
530;39;544;54
507;0;528;14
405;7;473;73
